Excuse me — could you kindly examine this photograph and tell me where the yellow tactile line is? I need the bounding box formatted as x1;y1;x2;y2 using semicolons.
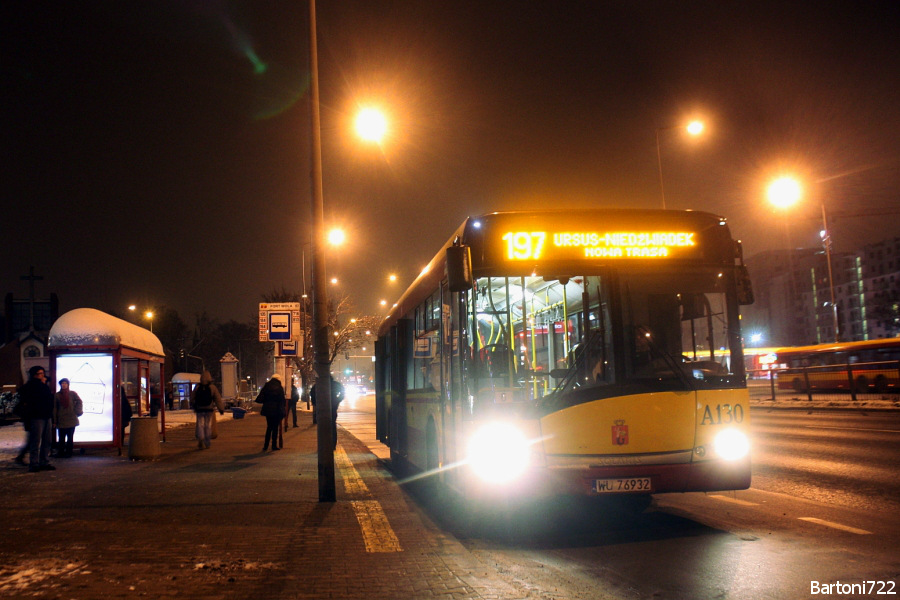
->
335;446;403;553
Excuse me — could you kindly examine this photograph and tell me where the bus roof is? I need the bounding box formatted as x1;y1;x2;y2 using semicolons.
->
378;209;735;337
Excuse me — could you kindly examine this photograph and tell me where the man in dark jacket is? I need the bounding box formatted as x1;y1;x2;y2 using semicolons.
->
19;365;56;472
254;374;286;451
310;376;344;450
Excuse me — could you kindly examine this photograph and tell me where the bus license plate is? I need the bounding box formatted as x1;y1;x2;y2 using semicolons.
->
594;477;652;493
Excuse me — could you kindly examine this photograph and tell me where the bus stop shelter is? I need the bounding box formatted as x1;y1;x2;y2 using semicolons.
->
48;308;166;449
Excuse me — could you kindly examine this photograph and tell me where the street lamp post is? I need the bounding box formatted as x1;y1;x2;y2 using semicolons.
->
655;121;704;210
820;204;839;342
308;0;336;502
767;176;840;343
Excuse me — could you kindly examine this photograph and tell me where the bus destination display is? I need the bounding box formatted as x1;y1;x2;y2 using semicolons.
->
501;230;698;260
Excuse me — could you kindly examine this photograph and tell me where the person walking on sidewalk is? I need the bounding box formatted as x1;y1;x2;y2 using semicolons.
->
255;373;285;451
19;365;56;472
53;378;83;458
289;382;300;428
191;371;224;450
310;376;344;450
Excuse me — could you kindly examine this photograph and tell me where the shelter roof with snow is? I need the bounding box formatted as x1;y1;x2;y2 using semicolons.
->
48;308;164;356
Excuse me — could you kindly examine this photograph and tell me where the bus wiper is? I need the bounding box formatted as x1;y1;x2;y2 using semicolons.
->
635;325;694;391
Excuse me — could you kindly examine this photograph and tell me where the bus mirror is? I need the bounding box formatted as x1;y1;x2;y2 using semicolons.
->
447;245;473;292
737;266;754;305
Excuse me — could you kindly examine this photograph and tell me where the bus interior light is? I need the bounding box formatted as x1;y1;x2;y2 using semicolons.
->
714;429;750;461
467;422;531;484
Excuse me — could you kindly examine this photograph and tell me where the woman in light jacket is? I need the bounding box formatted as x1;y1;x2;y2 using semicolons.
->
53;378;83;458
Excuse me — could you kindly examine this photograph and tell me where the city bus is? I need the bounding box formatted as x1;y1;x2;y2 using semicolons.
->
773;338;900;394
375;210;755;502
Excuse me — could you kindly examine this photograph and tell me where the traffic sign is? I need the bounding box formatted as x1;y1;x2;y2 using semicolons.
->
259;302;302;342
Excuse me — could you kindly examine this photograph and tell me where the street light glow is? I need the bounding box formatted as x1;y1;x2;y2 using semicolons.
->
145;311;153;320
355;108;388;143
128;305;136;311
328;228;346;246
331;277;338;285
389;274;397;282
768;176;802;208
686;121;704;135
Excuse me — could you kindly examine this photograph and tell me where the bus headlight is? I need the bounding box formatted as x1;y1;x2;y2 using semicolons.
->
467;422;530;483
714;429;750;461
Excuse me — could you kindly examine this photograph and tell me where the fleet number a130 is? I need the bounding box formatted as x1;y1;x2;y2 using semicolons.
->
701;403;745;425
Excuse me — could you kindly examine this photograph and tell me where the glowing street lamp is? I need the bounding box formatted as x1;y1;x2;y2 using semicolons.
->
327;228;345;246
655;120;705;209
355;108;388;144
767;176;802;209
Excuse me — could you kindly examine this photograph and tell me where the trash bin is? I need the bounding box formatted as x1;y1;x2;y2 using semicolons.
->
231;407;246;419
128;416;160;460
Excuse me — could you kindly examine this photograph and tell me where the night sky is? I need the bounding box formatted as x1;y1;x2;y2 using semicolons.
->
4;1;900;325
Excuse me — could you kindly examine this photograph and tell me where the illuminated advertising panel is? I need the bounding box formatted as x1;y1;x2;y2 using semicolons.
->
55;354;115;443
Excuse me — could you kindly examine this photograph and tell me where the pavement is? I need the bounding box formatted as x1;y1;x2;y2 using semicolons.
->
0;404;528;600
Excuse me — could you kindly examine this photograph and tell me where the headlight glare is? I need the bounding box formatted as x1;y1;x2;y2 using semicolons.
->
714;429;750;461
467;422;530;483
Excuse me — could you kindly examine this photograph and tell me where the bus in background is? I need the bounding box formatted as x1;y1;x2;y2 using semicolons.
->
375;209;755;503
742;347;781;378
774;338;900;394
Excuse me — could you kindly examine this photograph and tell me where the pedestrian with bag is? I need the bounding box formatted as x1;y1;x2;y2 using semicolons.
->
18;365;56;472
53;378;83;458
191;371;224;450
254;373;285;451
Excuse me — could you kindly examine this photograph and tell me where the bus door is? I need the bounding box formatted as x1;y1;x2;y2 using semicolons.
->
441;282;465;488
389;319;412;466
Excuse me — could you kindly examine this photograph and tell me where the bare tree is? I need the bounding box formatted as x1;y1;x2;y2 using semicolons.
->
261;288;379;390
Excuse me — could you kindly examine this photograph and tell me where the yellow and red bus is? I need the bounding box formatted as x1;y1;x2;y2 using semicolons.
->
773;338;900;394
375;210;754;502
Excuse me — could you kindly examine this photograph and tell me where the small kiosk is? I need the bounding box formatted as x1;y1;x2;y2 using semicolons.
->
171;372;201;410
48;308;166;449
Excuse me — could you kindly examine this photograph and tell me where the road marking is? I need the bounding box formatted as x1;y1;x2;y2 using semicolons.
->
350;500;403;553
334;446;369;496
798;517;872;535
804;426;900;434
335;446;403;553
709;495;759;506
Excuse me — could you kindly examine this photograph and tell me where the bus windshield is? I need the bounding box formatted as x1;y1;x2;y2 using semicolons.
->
467;267;742;405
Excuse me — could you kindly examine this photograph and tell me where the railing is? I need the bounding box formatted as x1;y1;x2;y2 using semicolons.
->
748;360;900;403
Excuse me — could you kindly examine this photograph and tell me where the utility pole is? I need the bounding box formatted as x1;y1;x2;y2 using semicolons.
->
308;0;335;502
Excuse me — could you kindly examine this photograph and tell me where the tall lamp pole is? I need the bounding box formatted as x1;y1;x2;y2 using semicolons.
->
308;0;336;502
655;121;704;210
821;204;839;343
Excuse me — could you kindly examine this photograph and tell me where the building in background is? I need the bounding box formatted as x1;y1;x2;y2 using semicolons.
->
1;276;60;387
744;236;900;347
